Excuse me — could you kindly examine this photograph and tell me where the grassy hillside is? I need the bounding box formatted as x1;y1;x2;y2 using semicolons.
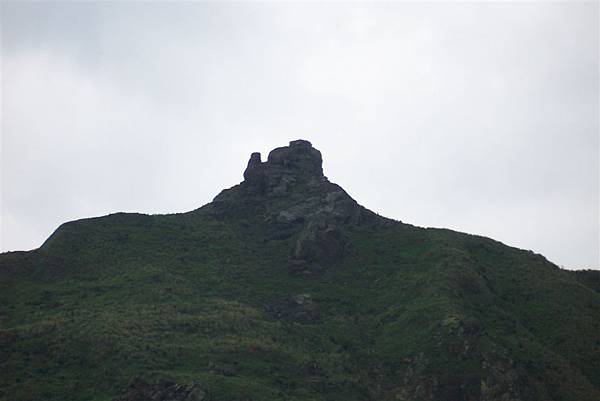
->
1;141;598;401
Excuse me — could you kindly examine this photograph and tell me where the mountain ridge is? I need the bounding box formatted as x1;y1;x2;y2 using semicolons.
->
1;140;599;401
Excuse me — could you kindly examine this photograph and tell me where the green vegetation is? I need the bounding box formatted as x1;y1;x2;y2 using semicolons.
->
1;210;598;401
1;141;599;400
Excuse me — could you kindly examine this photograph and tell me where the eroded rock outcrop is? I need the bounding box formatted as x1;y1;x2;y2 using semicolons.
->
236;139;325;196
212;140;390;274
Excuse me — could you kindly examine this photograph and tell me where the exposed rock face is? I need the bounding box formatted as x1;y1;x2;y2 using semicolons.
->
265;139;324;177
243;152;264;182
288;221;346;276
238;139;324;195
212;140;390;274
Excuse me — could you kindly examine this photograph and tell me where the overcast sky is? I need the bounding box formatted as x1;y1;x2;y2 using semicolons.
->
1;2;598;269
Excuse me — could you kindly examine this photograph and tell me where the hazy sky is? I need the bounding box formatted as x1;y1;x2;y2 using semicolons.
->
1;2;598;269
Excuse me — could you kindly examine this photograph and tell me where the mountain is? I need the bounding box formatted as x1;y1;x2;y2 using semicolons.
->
1;139;599;401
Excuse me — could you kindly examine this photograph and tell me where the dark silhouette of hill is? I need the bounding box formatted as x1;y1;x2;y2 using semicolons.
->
1;140;598;401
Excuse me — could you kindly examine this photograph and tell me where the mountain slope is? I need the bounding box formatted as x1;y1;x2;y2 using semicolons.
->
1;140;599;401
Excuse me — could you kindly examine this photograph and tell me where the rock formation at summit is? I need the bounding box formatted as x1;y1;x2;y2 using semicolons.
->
1;139;599;401
213;140;382;275
242;139;324;184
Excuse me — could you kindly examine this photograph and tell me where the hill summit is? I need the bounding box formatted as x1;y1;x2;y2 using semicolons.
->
243;139;324;183
1;140;599;401
212;140;381;276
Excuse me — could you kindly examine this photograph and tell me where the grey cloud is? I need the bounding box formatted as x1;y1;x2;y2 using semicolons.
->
1;2;598;269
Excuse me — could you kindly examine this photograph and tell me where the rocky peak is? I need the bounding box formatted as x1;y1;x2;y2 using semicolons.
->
211;140;388;276
242;140;324;190
243;152;264;181
266;139;323;177
213;140;383;226
212;140;383;227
